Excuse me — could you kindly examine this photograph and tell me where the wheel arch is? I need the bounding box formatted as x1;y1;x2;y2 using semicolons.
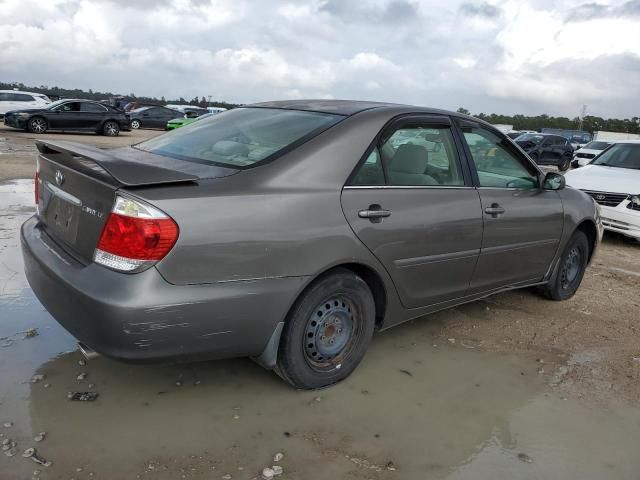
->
575;219;598;263
251;261;389;370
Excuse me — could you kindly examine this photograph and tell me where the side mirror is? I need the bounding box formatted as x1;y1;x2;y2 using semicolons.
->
543;172;565;190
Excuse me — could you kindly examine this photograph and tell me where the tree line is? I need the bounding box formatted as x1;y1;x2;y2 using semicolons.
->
456;107;640;134
2;81;637;134
0;81;238;110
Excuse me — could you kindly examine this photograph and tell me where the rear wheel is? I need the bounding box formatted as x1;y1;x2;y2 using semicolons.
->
275;269;376;389
28;117;47;134
102;121;120;137
540;230;589;300
130;119;141;129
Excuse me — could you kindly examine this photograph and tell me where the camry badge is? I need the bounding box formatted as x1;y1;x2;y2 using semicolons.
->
55;170;65;186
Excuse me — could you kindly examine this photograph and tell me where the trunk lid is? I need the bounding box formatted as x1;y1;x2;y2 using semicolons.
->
35;140;237;262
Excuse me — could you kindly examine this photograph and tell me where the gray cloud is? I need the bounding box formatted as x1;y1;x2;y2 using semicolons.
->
0;0;638;118
566;0;640;22
459;2;500;18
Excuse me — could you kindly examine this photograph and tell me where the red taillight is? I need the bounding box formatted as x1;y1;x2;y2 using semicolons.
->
94;195;179;272
97;213;178;261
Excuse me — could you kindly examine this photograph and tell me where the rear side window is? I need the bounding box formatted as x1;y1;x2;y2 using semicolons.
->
135;108;342;169
350;124;465;187
80;102;107;112
10;93;35;102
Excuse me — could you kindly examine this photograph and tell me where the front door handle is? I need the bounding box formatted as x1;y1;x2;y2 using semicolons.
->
358;205;391;223
484;203;505;217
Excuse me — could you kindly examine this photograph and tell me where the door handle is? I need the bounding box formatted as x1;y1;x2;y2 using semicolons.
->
484;203;505;217
358;205;391;223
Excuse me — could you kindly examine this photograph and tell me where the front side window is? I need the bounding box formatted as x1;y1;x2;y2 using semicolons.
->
462;125;539;189
135;107;342;169
591;143;640;170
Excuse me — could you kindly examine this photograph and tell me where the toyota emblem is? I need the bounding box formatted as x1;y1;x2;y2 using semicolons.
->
595;194;606;201
55;170;65;186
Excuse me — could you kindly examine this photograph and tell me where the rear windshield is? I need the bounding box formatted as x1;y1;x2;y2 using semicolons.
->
134;107;342;169
516;134;544;144
591;143;640;170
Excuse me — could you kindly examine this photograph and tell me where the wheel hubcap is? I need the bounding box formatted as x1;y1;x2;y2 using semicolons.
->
561;247;582;289
304;297;355;368
106;123;117;135
32;119;45;133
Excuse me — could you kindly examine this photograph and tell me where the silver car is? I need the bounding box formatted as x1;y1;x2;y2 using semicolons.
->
21;100;602;389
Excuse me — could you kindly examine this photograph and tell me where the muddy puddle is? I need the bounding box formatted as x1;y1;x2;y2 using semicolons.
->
1;179;640;479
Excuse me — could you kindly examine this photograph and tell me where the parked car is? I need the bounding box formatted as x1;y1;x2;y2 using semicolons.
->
541;128;592;149
565;141;640;241
514;133;574;171
166;112;214;130
3;99;130;136
571;141;613;168
21;100;601;389
128;106;183;129
0;90;51;118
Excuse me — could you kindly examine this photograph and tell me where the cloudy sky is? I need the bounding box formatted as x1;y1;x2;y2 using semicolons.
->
1;0;639;118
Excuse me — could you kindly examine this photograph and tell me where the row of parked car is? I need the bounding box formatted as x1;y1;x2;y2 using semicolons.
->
0;89;223;135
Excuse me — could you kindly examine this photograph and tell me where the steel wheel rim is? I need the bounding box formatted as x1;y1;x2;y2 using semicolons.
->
32;119;45;133
561;246;582;289
303;296;357;370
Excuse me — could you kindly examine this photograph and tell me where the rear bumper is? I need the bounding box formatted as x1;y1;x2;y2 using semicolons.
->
600;204;640;240
21;216;306;362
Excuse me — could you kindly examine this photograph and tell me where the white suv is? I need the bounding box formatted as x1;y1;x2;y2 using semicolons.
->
0;90;51;118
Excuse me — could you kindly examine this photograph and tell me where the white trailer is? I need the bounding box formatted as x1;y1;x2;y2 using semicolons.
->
593;131;640;141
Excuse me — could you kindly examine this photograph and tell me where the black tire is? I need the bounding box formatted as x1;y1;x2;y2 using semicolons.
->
558;156;571;171
130;119;141;129
541;230;589;300
102;121;120;137
28;117;47;134
275;269;376;389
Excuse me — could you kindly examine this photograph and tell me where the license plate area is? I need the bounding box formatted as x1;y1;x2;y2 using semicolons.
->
42;183;81;246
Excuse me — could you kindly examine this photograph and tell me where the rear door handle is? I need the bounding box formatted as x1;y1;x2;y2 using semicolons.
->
484;203;505;217
358;205;391;223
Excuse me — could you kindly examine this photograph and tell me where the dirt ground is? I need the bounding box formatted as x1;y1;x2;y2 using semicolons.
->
1;124;639;479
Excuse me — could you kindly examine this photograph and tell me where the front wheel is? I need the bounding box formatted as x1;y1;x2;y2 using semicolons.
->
130;119;141;129
28;117;47;134
541;230;589;300
102;121;120;137
275;269;376;389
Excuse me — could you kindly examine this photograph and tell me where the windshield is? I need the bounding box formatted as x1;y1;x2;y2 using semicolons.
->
583;141;610;150
591;143;640;170
134;107;342;169
516;134;544;144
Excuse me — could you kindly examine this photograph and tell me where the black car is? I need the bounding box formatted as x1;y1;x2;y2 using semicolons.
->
3;99;131;136
514;133;574;171
128;106;183;130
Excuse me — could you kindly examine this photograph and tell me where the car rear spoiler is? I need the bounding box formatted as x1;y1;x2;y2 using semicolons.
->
36;140;200;187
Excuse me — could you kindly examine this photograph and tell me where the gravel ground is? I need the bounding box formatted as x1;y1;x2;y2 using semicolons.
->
1;125;639;479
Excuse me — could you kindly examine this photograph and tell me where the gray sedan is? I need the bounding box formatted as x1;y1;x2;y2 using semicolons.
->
21;100;602;389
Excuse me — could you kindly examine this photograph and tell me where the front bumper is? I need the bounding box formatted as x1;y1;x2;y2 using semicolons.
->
21;216;306;362
600;203;640;240
3;115;27;129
